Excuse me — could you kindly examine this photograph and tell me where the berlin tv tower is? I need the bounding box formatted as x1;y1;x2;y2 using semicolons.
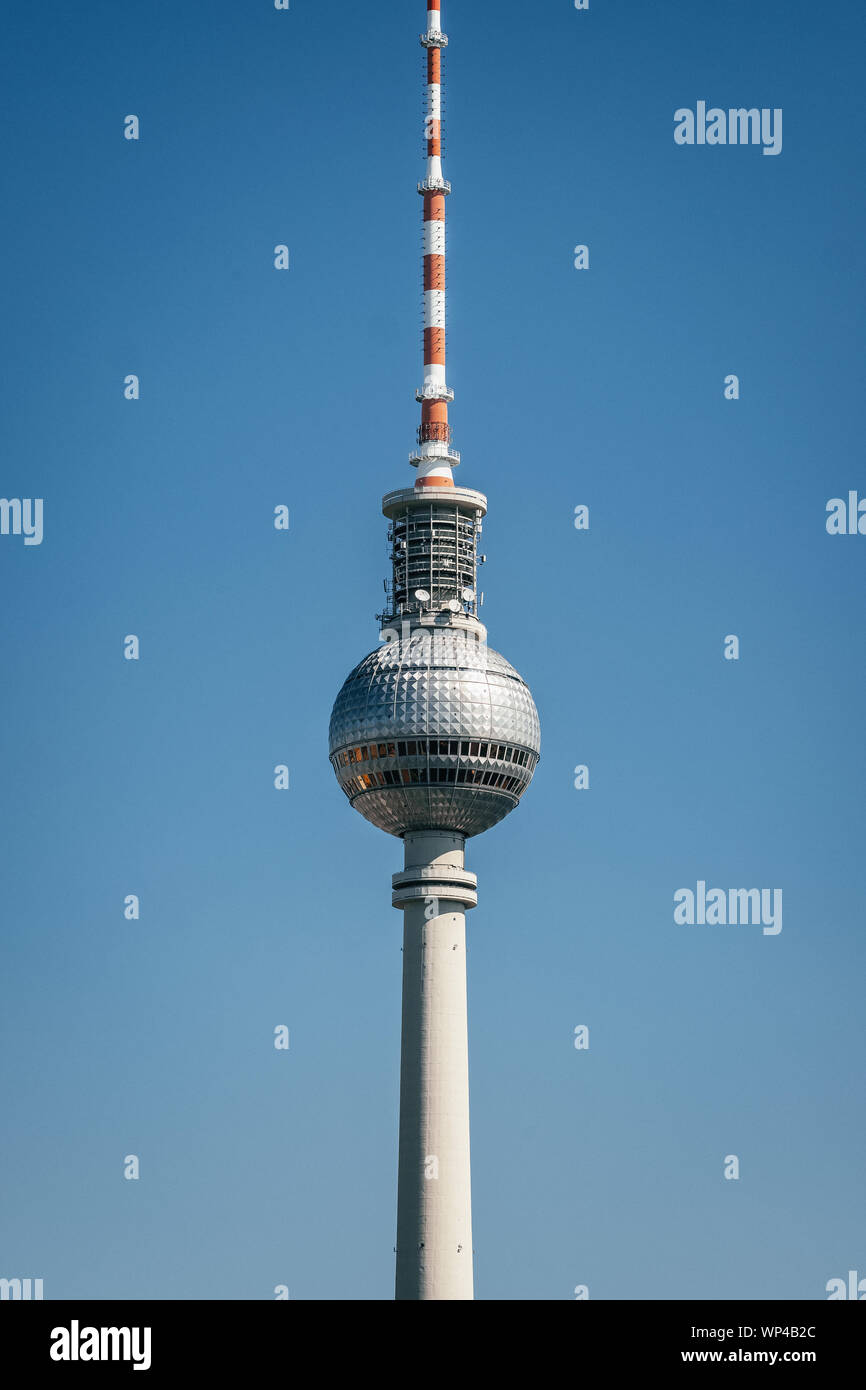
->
329;0;540;1301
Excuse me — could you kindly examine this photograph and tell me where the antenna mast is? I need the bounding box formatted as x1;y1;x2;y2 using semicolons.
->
412;1;459;489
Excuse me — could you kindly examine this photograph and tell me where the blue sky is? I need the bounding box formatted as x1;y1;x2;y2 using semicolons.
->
1;0;864;1299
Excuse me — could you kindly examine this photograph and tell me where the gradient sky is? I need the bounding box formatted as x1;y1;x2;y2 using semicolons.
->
1;0;864;1300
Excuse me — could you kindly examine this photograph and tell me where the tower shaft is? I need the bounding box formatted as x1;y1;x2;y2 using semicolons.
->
393;831;476;1300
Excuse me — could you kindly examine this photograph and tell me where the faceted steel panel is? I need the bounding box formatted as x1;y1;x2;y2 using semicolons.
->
336;783;517;839
328;627;540;837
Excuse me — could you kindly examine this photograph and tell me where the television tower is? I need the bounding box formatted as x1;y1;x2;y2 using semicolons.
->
328;0;540;1301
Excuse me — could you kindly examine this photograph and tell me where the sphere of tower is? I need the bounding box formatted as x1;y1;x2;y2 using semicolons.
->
329;625;540;838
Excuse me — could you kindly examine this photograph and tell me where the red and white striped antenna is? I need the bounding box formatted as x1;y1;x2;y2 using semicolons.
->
411;0;459;490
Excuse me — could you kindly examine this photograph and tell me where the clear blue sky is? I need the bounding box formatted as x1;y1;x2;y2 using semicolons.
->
1;0;864;1300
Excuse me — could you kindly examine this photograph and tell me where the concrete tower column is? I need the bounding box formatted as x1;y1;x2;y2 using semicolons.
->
392;829;477;1300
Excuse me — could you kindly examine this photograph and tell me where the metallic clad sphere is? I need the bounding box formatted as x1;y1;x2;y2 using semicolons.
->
329;626;540;838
